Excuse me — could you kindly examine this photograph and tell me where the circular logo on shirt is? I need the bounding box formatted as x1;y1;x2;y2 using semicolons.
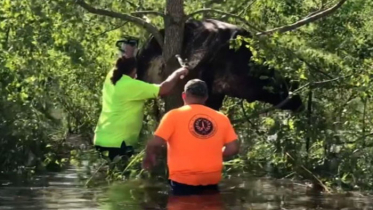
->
189;114;217;139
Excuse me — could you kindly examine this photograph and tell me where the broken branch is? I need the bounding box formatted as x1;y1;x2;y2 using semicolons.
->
286;152;332;193
187;8;263;32
75;0;164;48
257;0;348;36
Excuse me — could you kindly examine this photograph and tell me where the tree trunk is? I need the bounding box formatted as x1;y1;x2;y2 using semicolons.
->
162;0;185;111
306;88;313;160
362;97;367;147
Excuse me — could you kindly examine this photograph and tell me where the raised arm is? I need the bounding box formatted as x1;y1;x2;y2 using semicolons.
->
127;66;188;101
129;67;189;100
158;67;189;96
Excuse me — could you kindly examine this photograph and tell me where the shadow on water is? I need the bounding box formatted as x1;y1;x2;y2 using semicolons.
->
1;161;373;210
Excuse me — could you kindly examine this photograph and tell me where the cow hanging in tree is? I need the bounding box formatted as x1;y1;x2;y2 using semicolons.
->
136;19;303;112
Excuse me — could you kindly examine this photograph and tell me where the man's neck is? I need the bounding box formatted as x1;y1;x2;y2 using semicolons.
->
185;102;205;106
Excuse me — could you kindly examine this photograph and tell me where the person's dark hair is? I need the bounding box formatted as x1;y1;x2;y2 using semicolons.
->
184;79;208;98
111;56;137;85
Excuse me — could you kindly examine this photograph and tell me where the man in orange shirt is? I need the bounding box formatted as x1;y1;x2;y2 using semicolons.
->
142;79;239;195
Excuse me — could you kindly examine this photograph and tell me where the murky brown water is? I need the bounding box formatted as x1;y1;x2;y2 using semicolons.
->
1;163;373;210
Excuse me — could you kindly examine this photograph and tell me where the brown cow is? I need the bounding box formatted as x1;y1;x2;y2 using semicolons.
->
136;19;303;111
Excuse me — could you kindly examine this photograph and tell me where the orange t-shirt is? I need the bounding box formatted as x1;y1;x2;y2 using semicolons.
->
154;104;238;186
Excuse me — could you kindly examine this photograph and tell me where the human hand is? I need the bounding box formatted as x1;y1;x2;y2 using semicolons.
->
175;67;189;79
142;153;156;171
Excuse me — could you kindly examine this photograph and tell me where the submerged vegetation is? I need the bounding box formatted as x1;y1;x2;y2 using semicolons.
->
1;0;373;192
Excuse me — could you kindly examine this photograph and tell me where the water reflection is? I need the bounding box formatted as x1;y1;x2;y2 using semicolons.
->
167;193;224;210
1;164;373;210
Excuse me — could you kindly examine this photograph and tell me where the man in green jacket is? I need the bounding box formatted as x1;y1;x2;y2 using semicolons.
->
94;45;188;161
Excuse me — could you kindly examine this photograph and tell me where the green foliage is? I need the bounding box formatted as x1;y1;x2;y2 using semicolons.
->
1;0;373;192
222;0;373;190
0;0;122;175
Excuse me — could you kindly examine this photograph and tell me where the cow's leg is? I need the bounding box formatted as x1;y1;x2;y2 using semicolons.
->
197;65;226;111
205;93;225;111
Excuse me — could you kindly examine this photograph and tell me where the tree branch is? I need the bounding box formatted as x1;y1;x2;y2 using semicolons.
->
187;8;263;32
123;0;138;9
237;0;258;16
131;11;165;17
257;0;348;36
296;56;335;80
93;22;129;38
218;0;254;22
75;0;164;48
240;100;265;136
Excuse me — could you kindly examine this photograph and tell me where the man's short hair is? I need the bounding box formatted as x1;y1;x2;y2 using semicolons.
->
184;79;208;98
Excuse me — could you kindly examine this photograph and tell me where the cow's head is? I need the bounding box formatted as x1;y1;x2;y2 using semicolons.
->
243;66;303;111
203;59;304;111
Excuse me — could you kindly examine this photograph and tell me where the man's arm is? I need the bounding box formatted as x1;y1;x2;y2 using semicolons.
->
143;135;166;171
158;67;189;96
142;111;175;171
124;45;188;98
223;118;240;158
129;67;188;101
223;140;239;157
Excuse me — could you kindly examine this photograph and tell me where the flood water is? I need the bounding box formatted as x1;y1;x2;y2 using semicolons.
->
1;163;373;210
